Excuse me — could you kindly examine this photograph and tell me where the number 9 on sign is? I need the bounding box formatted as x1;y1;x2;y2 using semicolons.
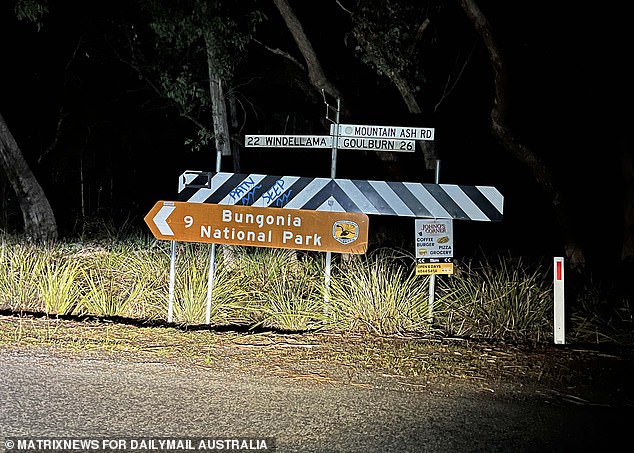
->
184;216;194;228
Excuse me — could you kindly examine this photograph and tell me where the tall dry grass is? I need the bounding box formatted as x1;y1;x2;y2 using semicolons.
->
1;235;630;345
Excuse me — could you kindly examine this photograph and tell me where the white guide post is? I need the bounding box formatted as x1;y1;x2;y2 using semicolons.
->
553;256;565;344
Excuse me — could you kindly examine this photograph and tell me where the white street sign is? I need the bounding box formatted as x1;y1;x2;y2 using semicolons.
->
245;135;331;148
336;136;415;152
335;123;435;141
245;134;415;152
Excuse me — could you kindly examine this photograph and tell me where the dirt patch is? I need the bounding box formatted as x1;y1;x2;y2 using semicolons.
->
1;313;632;407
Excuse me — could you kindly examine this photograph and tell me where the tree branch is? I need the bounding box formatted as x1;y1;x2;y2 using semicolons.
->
253;39;306;71
271;0;342;100
335;0;353;15
407;17;430;58
434;44;475;113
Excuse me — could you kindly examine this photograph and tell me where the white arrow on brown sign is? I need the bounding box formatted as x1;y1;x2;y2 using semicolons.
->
144;201;369;254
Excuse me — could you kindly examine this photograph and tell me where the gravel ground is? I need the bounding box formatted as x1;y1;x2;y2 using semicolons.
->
1;313;632;407
1;314;634;452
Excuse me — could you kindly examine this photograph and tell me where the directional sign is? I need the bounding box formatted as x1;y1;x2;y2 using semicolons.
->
245;135;330;148
144;201;369;254
245;134;415;152
336;136;415;152
334;123;435;141
178;171;504;222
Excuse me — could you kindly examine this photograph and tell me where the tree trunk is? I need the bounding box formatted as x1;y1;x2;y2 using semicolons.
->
205;36;232;159
271;0;342;100
209;75;231;158
228;94;242;173
459;0;585;269
0;111;57;242
205;35;237;266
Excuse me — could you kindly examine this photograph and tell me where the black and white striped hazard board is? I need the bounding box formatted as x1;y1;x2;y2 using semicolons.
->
178;171;504;222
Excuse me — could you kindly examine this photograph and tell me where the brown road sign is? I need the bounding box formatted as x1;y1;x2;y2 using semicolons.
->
144;201;369;254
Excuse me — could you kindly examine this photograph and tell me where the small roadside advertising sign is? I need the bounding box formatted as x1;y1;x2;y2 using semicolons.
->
416;262;454;275
414;219;454;275
144;201;369;254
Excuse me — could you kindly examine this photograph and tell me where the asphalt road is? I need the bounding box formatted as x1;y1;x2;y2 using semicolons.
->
0;349;631;453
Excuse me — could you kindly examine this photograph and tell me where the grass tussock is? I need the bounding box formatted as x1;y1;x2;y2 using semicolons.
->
0;235;631;346
327;248;431;335
435;255;552;343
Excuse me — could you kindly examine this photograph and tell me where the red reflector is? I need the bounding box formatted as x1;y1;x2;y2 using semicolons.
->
556;261;562;281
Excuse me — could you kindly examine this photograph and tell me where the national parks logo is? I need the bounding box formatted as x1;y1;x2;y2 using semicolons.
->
332;220;360;245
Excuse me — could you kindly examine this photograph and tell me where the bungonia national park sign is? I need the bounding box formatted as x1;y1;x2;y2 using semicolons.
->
144;201;369;254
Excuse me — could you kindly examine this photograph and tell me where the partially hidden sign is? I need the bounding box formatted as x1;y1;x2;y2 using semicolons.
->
144;201;369;254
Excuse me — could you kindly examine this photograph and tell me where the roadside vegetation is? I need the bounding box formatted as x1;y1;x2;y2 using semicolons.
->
0;234;631;346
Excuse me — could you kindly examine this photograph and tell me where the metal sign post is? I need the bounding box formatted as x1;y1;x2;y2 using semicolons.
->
428;160;441;323
324;96;340;305
165;133;223;324
167;239;176;323
205;145;223;324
